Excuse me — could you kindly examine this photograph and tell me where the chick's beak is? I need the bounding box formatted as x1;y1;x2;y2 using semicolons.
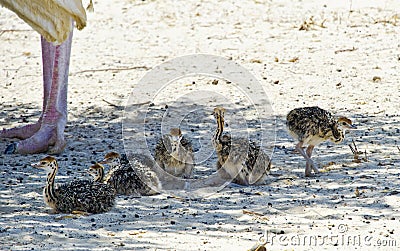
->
349;124;357;129
31;162;41;168
98;159;108;164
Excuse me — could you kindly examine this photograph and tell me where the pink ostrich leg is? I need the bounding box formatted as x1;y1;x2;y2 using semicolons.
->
0;0;87;154
1;36;56;139
2;32;72;154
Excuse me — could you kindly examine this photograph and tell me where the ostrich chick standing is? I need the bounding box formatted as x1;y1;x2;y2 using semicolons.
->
286;106;356;177
0;0;89;154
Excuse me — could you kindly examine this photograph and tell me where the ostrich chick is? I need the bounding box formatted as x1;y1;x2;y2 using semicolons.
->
155;128;195;178
32;156;115;214
212;107;271;186
286;106;356;177
98;152;161;196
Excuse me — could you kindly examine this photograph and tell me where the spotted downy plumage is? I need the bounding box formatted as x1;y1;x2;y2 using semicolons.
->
99;152;161;196
154;128;194;178
212;107;271;186
31;156;115;214
286;106;356;176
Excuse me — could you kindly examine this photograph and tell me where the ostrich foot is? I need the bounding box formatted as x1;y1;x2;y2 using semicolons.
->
4;123;66;154
1;120;42;139
305;161;319;177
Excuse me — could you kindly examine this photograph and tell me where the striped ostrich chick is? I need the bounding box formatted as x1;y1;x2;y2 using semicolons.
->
154;128;194;179
212;107;271;186
286;106;356;177
98;152;160;196
31;156;115;214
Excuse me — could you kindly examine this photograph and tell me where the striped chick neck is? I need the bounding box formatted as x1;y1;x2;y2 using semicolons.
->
213;107;226;146
32;156;59;207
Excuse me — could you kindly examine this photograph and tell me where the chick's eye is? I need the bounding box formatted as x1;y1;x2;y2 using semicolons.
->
342;122;347;126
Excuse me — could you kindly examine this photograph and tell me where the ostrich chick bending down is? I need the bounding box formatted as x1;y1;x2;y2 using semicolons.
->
0;0;89;154
212;107;271;186
32;156;115;214
286;106;356;177
155;128;195;179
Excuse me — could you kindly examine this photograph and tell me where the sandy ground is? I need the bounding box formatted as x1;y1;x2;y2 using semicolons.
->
1;0;400;250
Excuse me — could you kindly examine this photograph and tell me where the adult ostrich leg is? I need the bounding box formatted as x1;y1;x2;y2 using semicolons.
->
0;0;88;154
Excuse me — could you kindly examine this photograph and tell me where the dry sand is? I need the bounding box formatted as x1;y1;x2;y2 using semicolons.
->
1;0;399;250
